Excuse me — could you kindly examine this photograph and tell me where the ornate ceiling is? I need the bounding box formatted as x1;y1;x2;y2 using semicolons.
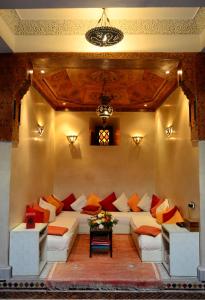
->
32;57;178;111
1;8;205;35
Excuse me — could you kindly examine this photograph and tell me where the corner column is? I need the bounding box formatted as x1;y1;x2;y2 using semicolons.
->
197;141;205;281
0;142;12;279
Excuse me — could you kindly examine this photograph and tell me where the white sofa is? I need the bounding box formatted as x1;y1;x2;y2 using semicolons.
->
47;211;162;262
130;212;162;262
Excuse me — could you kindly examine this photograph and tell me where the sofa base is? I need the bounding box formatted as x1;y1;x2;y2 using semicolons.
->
131;227;162;262
47;226;78;262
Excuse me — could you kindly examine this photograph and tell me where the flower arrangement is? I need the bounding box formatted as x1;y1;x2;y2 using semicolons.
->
88;211;118;229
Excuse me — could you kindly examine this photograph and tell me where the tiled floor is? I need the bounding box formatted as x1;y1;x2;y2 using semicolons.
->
1;234;203;293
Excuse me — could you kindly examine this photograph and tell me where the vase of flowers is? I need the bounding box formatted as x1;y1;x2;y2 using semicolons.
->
88;211;118;230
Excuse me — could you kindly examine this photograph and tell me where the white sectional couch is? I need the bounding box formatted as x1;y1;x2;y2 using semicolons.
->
130;212;162;262
47;211;162;262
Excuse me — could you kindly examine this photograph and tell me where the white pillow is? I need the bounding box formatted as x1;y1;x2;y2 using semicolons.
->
113;193;130;212
70;194;87;211
156;198;169;214
137;193;152;212
39;198;56;222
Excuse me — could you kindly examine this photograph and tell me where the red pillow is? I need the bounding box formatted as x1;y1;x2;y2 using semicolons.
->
100;192;118;211
25;206;44;223
151;194;161;209
163;206;178;222
62;193;76;211
81;205;102;215
82;204;100;211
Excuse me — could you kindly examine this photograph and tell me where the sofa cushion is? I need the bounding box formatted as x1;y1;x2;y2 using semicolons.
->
130;212;161;229
156;199;169;215
128;194;141;212
71;194;87;211
86;194;101;206
47;211;78;251
100;192;118;212
164;209;184;224
113;193;130;212
39;198;56;222
43;195;64;215
62;193;76;211
150;199;164;218
32;204;50;223
134;225;161;237
48;226;68;236
137;193;152;212
81;204;102;215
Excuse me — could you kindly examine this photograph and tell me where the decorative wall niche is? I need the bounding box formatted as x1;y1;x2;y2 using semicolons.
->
89;117;120;146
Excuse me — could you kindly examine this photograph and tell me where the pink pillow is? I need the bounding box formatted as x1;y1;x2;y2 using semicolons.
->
62;193;76;211
100;192;118;211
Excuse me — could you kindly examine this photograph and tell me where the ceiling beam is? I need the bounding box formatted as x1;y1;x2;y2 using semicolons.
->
0;0;205;9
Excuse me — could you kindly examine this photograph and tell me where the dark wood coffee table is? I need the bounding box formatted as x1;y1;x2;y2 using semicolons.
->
89;226;112;257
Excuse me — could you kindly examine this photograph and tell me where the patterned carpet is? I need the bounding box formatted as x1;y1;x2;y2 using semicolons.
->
46;234;161;289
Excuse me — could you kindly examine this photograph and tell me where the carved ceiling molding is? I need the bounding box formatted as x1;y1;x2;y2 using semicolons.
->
0;55;31;142
1;8;205;35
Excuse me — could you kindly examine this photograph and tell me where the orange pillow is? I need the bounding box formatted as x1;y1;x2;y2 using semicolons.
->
86;194;101;206
128;194;142;212
134;225;161;237
47;226;68;236
52;195;64;214
43;195;63;215
33;204;50;223
150;199;164;218
164;209;184;224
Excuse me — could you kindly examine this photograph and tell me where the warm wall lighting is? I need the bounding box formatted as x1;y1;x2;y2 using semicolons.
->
177;69;183;85
37;124;45;136
66;135;78;144
165;125;173;137
132;136;143;145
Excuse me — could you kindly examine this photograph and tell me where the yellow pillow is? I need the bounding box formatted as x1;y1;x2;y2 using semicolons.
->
86;194;101;206
127;194;141;212
164;210;184;224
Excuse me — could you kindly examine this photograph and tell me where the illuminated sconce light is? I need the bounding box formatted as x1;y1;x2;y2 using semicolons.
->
132;136;143;145
177;69;183;85
165;125;173;137
66;135;78;144
37;123;45;136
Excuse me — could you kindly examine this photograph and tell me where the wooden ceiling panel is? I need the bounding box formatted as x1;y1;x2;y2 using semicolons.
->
32;58;178;111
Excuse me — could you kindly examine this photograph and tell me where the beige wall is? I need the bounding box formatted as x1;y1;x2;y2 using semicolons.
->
155;87;199;219
54;111;155;199
9;87;55;228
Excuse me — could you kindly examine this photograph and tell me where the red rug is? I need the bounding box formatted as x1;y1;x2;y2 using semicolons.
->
46;234;162;289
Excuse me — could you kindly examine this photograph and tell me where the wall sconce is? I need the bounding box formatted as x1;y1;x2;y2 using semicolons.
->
37;124;45;136
177;69;183;85
66;135;78;144
132;136;143;145
165;126;173;137
188;201;196;209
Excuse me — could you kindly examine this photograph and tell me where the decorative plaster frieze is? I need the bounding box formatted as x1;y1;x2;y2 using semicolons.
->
0;8;205;36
